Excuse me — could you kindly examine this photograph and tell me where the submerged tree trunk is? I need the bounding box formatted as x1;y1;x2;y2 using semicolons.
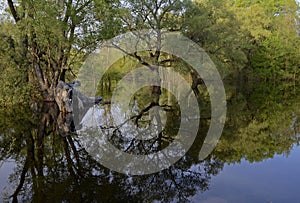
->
54;81;103;135
54;81;102;113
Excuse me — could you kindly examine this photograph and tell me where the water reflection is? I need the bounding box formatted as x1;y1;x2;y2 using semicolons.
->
0;100;219;202
0;82;300;202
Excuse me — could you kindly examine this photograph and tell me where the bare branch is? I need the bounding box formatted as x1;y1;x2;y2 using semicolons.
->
7;0;20;22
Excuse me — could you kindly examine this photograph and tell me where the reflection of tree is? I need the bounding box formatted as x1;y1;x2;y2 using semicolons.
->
2;82;299;202
214;82;300;163
114;159;222;203
97;100;179;155
0;103;222;203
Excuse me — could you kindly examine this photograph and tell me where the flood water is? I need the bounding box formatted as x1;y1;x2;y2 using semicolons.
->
0;81;300;203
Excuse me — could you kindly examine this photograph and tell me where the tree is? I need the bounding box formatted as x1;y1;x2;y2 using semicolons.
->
229;0;300;80
183;0;248;79
2;0;121;102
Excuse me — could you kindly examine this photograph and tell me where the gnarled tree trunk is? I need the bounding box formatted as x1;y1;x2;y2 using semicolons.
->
54;81;102;113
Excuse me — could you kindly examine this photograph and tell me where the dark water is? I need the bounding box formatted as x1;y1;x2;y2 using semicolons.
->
0;81;300;203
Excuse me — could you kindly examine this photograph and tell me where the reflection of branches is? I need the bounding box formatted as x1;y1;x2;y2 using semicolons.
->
67;136;84;176
9;131;37;202
270;113;300;140
133;101;157;126
63;138;77;177
123;130;164;154
116;159;218;203
10;158;29;203
1;98;221;203
100;102;174;154
168;168;189;202
100;102;173;130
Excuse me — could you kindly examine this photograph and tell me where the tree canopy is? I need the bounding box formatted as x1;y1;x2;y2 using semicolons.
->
0;0;299;106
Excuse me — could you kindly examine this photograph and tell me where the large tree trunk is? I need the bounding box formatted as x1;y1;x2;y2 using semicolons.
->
7;0;78;103
54;81;103;133
54;81;102;113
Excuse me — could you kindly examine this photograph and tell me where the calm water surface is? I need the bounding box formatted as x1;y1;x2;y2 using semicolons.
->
0;81;299;202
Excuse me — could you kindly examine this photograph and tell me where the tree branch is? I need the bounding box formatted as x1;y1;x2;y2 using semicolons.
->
7;0;20;22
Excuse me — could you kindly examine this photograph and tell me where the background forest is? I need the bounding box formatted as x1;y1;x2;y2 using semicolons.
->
0;0;299;107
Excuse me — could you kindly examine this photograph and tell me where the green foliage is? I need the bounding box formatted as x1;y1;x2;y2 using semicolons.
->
1;0;299;104
231;0;300;80
0;21;36;106
0;0;122;102
183;0;248;78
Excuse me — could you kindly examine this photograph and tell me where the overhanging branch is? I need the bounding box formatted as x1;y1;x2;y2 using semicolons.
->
7;0;20;22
